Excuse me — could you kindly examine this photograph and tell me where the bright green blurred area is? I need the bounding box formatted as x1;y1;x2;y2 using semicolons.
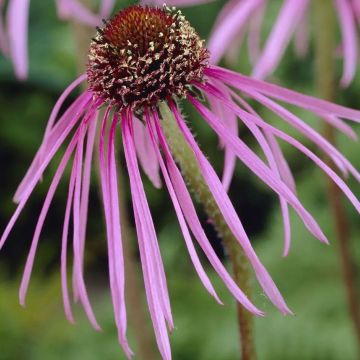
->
0;1;359;359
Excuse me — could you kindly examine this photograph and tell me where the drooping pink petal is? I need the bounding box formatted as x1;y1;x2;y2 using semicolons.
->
169;100;292;315
247;1;266;64
99;0;115;18
187;94;328;245
126;112;173;330
72;121;101;330
44;74;88;146
335;0;358;87
18;119;84;307
56;0;103;26
226;88;297;194
152;107;264;315
98;109;132;357
61;146;78;325
317;113;358;141
208;0;263;64
145;109;222;305
14;91;93;203
252;0;309;79
122;112;171;360
77;112;98;289
207;84;237;191
206;66;360;121
133;117;161;188
206;88;292;256
7;0;31;80
293;5;309;59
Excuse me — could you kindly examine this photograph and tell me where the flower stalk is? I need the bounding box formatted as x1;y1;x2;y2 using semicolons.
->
160;102;256;360
314;0;360;353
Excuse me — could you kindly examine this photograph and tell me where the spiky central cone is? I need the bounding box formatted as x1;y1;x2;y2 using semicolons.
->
87;5;209;110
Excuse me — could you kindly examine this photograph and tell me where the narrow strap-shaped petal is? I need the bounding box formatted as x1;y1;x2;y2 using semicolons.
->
44;75;88;146
293;5;309;59
206;66;360;121
124;113;173;329
7;0;30;80
252;0;309;79
247;1;266;63
206;89;292;256
207;87;237;191
61;149;78;324
77;112;98;290
122;113;172;360
208;0;263;64
145;109;222;305
72;121;101;330
14;92;93;203
108;115;132;357
99;0;115;18
56;0;102;26
317;113;358;141
169;100;292;315
226;88;297;194
187;95;328;245
335;0;358;87
153;108;266;315
98;109;132;357
133;117;161;188
18;121;84;307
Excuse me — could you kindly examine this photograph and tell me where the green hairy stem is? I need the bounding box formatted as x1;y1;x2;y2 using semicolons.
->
160;102;256;360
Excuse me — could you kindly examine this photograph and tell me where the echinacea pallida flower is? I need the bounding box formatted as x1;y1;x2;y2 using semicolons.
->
1;5;360;360
0;0;114;79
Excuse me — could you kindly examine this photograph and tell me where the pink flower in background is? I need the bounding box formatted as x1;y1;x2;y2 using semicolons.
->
208;0;266;65
209;0;360;87
1;5;359;359
1;0;114;80
253;0;359;87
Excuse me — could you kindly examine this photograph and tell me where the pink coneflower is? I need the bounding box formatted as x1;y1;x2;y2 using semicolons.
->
1;0;114;79
1;5;360;359
209;0;360;87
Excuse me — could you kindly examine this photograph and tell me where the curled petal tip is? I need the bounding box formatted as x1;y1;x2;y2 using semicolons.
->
282;307;294;316
212;292;223;305
282;249;290;258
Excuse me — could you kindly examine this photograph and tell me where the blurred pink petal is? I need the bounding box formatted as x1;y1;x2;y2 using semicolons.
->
7;0;30;80
252;0;309;79
208;0;263;64
336;0;358;87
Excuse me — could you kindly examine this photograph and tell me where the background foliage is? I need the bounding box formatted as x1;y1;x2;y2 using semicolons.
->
0;1;359;359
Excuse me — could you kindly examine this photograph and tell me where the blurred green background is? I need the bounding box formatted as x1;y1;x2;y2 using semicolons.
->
0;1;359;359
